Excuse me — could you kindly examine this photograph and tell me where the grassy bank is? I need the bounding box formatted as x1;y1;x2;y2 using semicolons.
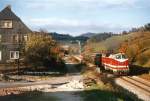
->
81;65;141;101
82;85;135;101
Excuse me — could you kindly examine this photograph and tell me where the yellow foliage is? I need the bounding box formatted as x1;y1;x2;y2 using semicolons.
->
24;32;62;69
119;31;150;66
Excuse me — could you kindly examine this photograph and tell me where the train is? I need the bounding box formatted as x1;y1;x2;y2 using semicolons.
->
94;53;129;75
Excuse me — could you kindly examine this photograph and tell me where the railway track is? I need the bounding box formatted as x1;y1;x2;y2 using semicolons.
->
73;55;150;100
116;76;150;101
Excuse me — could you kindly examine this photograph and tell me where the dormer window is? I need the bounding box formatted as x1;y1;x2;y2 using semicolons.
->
0;20;12;28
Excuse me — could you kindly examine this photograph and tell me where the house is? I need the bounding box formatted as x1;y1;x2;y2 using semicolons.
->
0;5;31;63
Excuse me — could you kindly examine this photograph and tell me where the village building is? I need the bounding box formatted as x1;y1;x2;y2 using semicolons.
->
0;5;31;63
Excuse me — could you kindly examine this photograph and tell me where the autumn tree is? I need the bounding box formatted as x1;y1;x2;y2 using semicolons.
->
24;32;66;72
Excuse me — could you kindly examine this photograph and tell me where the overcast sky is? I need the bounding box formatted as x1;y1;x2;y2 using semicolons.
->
0;0;150;36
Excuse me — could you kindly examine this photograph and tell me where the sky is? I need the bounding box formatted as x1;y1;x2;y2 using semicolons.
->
0;0;150;36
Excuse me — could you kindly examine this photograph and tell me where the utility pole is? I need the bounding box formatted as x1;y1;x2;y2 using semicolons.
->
76;40;81;55
17;58;20;75
17;29;21;75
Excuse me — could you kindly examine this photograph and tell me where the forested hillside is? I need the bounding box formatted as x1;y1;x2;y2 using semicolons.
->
87;33;116;43
49;32;88;43
84;23;150;67
120;31;150;67
84;32;135;53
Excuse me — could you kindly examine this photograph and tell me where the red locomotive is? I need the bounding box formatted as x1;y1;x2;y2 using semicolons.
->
95;53;129;74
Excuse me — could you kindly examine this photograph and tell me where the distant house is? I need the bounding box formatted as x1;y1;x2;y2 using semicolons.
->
0;5;31;63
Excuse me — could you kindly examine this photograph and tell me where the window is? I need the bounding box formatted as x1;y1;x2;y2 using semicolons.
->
0;51;2;61
116;54;127;59
10;51;19;59
116;55;121;59
0;20;12;28
24;35;28;41
122;54;127;59
12;35;19;43
0;35;2;42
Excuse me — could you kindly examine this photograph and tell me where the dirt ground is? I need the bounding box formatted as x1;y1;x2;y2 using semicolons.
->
0;56;84;101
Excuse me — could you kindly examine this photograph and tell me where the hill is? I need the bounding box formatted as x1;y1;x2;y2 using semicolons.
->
84;23;150;67
49;32;89;43
80;32;96;38
49;32;74;41
84;32;130;53
119;31;150;67
87;33;117;43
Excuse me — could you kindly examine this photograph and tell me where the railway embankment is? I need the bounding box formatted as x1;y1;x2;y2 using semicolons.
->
73;56;139;101
115;76;150;101
76;54;150;101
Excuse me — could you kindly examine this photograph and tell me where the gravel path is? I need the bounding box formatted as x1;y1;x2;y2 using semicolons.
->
48;56;83;101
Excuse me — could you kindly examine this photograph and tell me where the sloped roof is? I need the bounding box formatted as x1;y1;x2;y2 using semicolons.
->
0;6;21;21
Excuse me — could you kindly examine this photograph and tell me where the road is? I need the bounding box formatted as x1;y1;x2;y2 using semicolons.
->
0;76;80;89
